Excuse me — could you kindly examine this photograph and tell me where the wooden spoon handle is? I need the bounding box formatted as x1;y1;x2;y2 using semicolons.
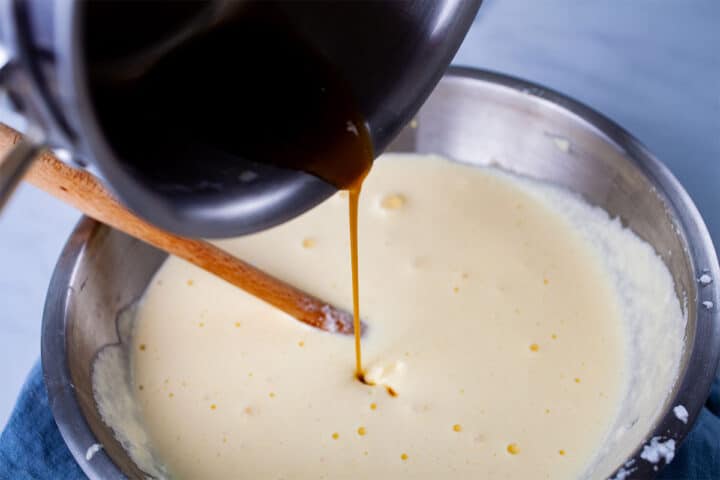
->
0;124;357;335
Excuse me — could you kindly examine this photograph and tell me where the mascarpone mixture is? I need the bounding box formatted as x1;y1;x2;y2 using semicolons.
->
93;154;685;479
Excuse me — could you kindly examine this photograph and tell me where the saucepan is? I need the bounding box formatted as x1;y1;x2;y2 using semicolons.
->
0;0;481;236
42;68;720;479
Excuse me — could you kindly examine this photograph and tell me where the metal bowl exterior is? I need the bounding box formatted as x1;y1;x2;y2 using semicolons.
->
42;69;720;479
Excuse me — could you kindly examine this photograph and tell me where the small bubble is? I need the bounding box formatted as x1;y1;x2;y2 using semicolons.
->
357;427;367;436
699;274;713;285
410;119;418;129
381;193;407;210
507;443;520;455
702;300;714;310
453;424;462;432
401;453;409;461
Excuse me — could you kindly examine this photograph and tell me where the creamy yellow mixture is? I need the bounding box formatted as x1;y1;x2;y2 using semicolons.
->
127;154;632;479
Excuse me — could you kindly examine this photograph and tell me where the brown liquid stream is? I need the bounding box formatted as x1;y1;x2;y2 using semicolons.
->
348;183;365;379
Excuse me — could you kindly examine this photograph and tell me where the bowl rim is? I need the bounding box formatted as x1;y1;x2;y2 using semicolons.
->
42;67;720;480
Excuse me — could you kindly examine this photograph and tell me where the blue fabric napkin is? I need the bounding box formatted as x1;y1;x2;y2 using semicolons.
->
1;361;718;479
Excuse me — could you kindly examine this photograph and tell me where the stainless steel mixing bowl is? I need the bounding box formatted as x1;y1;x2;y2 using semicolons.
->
42;68;720;479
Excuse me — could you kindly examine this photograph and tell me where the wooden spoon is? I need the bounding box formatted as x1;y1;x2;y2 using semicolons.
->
0;124;359;335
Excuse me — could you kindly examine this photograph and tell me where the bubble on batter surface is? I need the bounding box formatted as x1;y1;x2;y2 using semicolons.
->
380;193;406;210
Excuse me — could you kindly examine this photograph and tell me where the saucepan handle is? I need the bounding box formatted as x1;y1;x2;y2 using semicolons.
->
0;41;46;212
0;124;44;211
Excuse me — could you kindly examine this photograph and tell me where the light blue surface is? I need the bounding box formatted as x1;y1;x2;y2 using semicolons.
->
0;0;718;431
